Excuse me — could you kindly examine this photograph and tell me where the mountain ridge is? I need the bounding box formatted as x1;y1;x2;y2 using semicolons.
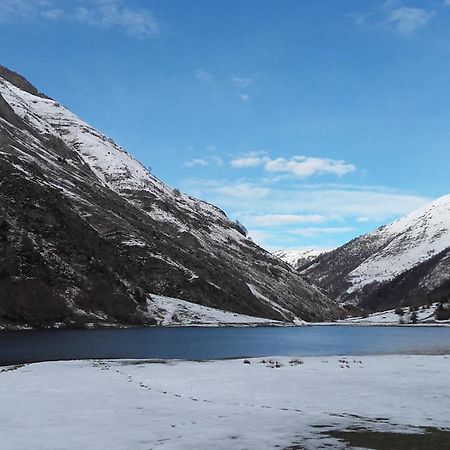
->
303;194;450;311
0;66;343;328
273;249;332;270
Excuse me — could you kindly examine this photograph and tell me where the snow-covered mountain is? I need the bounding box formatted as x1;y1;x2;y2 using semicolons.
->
273;249;331;270
0;66;343;328
303;195;450;311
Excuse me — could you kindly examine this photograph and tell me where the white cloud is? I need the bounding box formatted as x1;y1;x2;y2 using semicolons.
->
183;179;430;223
386;6;434;35
247;230;270;247
230;152;356;178
195;70;214;82
215;183;269;199
41;8;64;19
0;0;159;37
230;152;268;168
245;214;327;227
210;155;224;166
288;227;357;237
265;156;356;178
185;154;223;168
185;158;209;168
75;0;159;37
354;2;434;36
231;76;254;88
239;93;250;102
0;0;36;21
182;178;431;249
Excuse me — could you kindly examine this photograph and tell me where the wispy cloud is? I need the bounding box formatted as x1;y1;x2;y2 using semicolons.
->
245;214;327;227
288;227;357;237
184;153;223;168
230;152;356;178
75;0;159;37
265;156;356;178
231;76;254;88
215;182;269;199
386;6;434;35
41;7;64;19
210;155;224;166
353;1;434;36
0;0;36;21
183;177;431;249
230;151;267;168
239;93;250;102
194;70;214;83
0;0;159;38
185;158;209;168
183;179;430;224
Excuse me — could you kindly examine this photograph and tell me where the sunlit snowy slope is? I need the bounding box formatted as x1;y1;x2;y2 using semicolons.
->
273;249;331;270
0;65;343;328
304;195;450;311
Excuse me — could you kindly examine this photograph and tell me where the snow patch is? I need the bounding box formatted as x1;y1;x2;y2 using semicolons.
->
147;294;284;326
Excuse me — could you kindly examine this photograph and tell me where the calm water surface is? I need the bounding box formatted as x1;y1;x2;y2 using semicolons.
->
1;326;450;365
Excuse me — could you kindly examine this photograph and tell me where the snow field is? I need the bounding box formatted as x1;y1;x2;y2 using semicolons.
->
0;355;448;449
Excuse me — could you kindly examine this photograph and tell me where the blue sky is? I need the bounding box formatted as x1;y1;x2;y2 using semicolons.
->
1;0;450;251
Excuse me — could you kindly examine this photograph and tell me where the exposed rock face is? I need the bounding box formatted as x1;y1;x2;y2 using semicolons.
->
0;66;342;328
303;195;450;311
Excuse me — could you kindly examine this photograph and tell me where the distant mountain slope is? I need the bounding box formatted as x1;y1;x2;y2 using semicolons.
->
303;195;450;311
0;66;342;328
273;249;331;270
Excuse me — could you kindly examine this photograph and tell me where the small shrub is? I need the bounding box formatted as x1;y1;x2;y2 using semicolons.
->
395;307;405;316
289;359;304;366
435;303;450;321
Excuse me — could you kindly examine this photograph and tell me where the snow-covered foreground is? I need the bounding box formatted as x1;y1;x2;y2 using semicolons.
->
1;356;449;449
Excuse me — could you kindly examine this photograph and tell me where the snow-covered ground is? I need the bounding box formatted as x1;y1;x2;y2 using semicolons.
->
0;355;448;449
147;294;284;326
338;303;450;326
273;248;331;268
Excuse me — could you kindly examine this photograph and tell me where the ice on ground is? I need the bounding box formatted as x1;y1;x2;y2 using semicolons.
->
0;355;448;449
147;294;284;326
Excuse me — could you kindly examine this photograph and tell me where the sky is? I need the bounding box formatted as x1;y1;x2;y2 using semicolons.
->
1;0;450;251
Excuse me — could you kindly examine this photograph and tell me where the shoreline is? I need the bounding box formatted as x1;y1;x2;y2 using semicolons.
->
1;320;449;332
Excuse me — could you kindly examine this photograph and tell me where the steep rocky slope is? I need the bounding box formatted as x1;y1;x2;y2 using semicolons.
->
303;195;450;311
0;66;342;328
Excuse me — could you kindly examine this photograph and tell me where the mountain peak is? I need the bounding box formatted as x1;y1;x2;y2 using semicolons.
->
0;65;49;99
303;193;450;311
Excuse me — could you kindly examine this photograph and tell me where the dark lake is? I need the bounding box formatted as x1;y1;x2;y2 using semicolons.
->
1;326;450;366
